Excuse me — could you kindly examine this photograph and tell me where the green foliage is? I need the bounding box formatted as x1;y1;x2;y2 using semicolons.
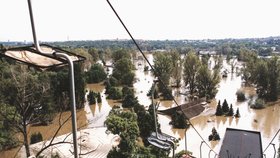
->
170;111;188;129
112;58;135;86
147;85;159;99
149;145;170;158
215;100;223;116
105;107;140;157
88;48;99;63
235;108;240;118
208;127;220;141
236;90;246;101
108;76;118;87
97;92;102;103
175;150;193;158
161;86;173;100
107;87;122;100
196;64;220;99
222;99;229;114
87;91;96;105
227;104;234;116
250;98;265;109
0;128;18;150
30;132;43;144
153;52;173;92
170;51;183;88
122;94;139;108
183;52;201;95
51;63;86;110
112;49;131;62
86;64;107;83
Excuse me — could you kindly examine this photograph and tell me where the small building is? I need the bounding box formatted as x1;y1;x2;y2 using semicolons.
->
219;128;263;157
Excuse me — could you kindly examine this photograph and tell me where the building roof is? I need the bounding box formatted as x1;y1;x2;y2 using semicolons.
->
219;128;263;157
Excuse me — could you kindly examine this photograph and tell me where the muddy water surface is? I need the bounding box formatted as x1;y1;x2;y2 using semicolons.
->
1;55;279;158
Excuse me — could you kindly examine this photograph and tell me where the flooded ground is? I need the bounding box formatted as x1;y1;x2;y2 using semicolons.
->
1;54;279;157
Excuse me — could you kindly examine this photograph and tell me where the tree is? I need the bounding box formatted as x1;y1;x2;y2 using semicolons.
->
235;108;240;118
86;63;107;83
107;87;122;100
97;92;102;103
236;90;246;101
112;58;135;86
71;48;93;70
254;60;269;98
208;127;220;141
213;55;223;70
266;56;280;101
222;99;229;114
87;91;96;105
170;111;188;129
215;100;223;116
50;63;86;110
170;51;182;87
153;52;173;92
196;64;220;99
183;52;201;95
122;94;139;108
250;98;265;109
0;65;51;157
105;106;140;157
227;104;234;116
88;48;99;63
112;48;131;62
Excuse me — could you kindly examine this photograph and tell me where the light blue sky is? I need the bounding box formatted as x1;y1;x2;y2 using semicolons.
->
1;0;280;42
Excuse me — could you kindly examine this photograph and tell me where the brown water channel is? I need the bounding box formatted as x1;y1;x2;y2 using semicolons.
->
1;54;279;158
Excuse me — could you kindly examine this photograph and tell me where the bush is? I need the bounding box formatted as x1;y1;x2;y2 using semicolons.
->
107;87;122;100
236;90;246;101
0;130;18;150
208;127;220;141
30;132;43;144
86;64;107;83
175;150;193;158
170;111;189;129
250;98;265;109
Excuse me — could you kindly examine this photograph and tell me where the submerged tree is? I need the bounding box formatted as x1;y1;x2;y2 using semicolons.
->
222;99;229;114
235;108;240;118
170;51;183;87
183;52;201;95
208;127;220;141
215;100;223;116
153;52;173;92
227;104;234;116
196;64;220;99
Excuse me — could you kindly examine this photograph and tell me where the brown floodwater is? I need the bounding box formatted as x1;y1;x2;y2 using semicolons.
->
1;55;279;158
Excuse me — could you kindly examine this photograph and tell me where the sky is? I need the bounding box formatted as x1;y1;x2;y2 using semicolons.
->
1;0;280;42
